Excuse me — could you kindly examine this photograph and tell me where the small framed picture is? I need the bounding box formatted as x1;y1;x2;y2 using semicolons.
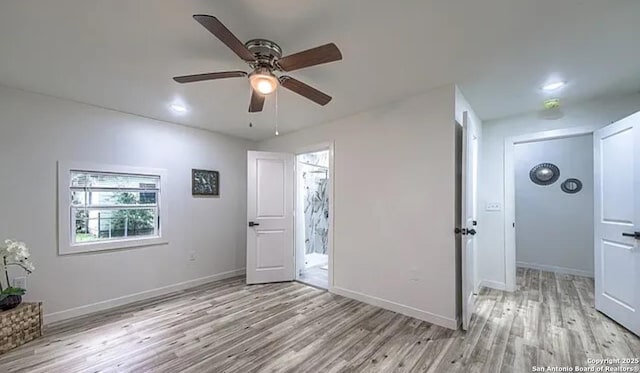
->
192;169;219;197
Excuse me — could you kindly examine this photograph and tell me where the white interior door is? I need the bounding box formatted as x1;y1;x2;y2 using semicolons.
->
461;111;477;330
247;151;295;284
594;112;640;336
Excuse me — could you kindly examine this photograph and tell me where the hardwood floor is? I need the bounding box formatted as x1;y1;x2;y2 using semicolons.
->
298;265;328;289
1;268;638;372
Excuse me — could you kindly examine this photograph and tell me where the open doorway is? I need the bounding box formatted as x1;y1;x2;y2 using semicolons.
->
514;133;594;277
295;149;331;289
504;127;598;290
504;127;597;291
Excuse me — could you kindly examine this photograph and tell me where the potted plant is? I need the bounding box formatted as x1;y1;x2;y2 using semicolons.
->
0;240;35;311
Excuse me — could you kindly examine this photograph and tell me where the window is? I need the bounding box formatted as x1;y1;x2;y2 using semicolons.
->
58;162;168;254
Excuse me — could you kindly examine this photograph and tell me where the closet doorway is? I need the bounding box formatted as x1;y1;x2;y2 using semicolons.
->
295;148;332;289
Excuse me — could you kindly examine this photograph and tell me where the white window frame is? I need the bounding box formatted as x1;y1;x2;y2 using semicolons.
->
58;161;169;255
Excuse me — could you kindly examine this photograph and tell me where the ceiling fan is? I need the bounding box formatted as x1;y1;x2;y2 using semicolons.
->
173;15;343;113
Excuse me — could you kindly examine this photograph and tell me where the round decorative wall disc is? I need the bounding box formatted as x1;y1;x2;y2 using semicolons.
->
529;163;560;186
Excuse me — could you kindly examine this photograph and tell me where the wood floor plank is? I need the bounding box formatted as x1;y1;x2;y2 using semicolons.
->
1;269;638;373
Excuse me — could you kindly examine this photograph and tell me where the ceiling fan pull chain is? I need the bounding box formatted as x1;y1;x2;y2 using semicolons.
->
275;88;279;136
247;86;253;128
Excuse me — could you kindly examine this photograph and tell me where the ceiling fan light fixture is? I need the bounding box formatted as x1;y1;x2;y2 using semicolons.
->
249;70;279;95
542;81;566;91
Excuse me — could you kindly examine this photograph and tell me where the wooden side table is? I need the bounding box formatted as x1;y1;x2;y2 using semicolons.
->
0;302;43;354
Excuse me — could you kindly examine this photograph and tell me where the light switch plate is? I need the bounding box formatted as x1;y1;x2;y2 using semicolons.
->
485;202;502;211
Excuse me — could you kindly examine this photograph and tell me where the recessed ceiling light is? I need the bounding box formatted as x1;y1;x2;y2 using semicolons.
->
169;103;188;113
542;81;566;91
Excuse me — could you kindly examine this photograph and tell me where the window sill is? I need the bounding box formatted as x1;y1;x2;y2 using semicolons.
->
59;237;169;255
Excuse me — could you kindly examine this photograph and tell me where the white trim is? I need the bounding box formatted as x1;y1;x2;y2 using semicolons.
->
503;125;598;292
330;286;458;330
57;161;169;255
44;268;245;325
474;278;482;293
516;261;594;278
478;279;508;291
294;142;335;291
294;142;334;156
465;291;476;330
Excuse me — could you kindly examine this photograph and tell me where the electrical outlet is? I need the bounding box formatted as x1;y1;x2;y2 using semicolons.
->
188;250;196;261
485;202;502;212
13;276;26;290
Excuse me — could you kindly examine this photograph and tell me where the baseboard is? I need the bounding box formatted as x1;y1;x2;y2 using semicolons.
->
516;261;593;278
330;286;458;330
44;268;246;325
478;279;508;291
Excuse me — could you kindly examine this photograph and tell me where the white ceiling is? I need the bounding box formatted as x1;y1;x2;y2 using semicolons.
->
1;1;639;141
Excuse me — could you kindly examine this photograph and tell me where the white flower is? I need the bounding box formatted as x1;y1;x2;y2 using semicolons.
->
4;240;30;260
0;238;35;274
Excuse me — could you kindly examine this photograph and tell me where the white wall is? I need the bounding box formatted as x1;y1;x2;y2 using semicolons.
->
478;93;640;288
515;134;594;276
258;85;461;328
0;86;253;323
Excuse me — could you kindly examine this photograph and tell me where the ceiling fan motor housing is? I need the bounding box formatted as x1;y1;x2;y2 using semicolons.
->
245;39;283;69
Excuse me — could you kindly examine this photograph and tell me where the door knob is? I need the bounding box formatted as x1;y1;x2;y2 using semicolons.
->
468;229;477;236
622;231;640;239
248;221;260;227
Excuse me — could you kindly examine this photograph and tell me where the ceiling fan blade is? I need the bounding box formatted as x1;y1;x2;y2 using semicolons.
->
193;15;255;62
279;76;332;106
277;43;342;72
249;89;265;113
173;71;247;84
